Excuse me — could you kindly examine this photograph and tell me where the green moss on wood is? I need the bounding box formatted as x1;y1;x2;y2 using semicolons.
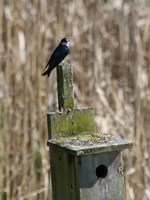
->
47;108;95;139
48;136;133;156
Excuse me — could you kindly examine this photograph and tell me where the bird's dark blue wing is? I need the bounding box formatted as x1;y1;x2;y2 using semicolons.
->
42;42;70;77
49;45;69;70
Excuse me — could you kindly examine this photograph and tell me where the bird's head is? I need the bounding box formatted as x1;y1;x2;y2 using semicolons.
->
61;38;70;47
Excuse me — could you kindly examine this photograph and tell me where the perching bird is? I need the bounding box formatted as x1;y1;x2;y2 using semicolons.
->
42;38;70;77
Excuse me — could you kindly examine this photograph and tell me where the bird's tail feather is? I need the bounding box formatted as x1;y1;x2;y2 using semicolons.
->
42;69;51;77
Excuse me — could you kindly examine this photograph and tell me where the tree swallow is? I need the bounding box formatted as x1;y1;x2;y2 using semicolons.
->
42;38;70;77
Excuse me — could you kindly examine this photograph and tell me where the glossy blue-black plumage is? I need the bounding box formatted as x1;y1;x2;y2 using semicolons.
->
42;38;70;77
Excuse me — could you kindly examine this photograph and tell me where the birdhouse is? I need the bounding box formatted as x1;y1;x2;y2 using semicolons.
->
47;64;133;200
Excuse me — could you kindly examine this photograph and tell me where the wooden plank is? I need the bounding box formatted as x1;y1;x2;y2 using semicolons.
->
48;137;133;156
57;64;74;110
79;152;125;200
50;147;79;200
47;108;95;139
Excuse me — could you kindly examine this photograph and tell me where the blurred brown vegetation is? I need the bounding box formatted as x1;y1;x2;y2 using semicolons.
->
0;0;150;199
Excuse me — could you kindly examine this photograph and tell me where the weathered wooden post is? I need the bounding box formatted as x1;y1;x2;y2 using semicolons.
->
47;64;133;200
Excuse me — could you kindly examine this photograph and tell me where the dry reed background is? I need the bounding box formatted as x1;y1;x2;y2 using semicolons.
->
0;0;150;199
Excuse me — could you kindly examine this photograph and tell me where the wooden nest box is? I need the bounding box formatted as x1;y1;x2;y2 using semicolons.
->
47;64;133;200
